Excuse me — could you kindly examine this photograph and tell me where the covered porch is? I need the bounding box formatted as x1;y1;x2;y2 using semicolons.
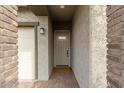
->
17;5;107;88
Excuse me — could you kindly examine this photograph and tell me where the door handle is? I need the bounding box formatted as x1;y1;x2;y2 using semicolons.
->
67;49;69;57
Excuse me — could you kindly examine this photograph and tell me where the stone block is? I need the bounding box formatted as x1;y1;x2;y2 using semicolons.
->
4;50;18;57
107;49;121;57
107;55;120;63
0;13;18;26
0;51;4;58
0;5;18;88
2;57;13;65
107;71;121;87
107;36;122;43
0;44;18;51
5;62;18;70
106;6;123;17
2;6;17;21
2;5;17;16
0;65;4;73
4;67;17;78
107;65;121;75
0;6;3;13
3;22;17;32
107;44;121;49
1;29;18;38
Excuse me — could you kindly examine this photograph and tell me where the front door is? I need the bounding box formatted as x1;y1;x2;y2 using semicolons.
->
54;30;70;67
18;27;35;80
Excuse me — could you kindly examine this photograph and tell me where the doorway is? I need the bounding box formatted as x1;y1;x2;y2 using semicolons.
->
18;27;35;80
54;30;70;67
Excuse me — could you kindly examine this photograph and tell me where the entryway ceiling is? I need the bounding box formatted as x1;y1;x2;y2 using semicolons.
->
28;5;49;16
48;5;77;22
28;5;77;22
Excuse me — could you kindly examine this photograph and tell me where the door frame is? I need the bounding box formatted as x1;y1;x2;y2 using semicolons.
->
54;30;71;67
18;22;39;80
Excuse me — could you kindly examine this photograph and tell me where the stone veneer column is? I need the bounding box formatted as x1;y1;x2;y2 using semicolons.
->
0;5;18;87
107;5;124;88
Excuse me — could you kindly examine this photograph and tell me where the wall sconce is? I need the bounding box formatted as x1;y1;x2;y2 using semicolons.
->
38;26;45;34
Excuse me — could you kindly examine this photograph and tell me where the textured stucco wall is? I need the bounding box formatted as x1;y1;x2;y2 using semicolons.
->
18;7;38;22
18;8;53;81
37;16;53;80
72;5;107;88
89;5;107;87
72;6;90;88
37;16;49;80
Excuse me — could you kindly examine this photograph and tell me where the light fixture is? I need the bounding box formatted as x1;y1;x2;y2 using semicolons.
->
38;26;45;34
60;5;65;8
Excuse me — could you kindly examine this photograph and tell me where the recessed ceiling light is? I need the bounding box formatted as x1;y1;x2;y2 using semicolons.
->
60;5;65;8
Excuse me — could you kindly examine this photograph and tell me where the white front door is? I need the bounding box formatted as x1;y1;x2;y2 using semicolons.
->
54;30;70;67
18;27;35;80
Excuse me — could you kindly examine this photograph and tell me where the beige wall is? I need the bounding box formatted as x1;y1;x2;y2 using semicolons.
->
72;5;107;88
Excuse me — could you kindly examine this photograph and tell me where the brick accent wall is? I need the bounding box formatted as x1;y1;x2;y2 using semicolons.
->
106;5;124;88
0;5;18;88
